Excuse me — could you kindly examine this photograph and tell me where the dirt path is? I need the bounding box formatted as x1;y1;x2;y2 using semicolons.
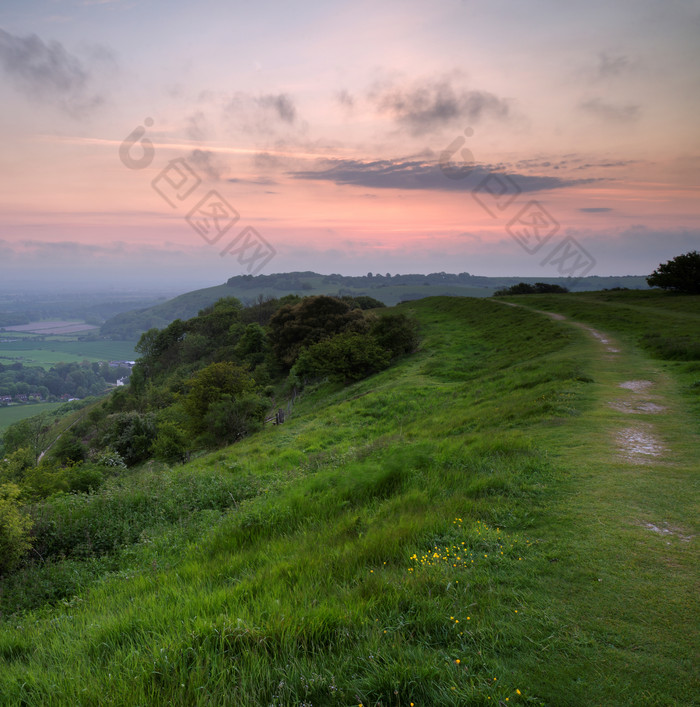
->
496;299;697;541
515;306;666;462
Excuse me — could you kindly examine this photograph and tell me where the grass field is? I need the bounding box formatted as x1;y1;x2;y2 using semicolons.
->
0;339;138;369
0;294;697;705
0;402;65;432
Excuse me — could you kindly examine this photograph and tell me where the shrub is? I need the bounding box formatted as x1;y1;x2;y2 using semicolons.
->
292;332;391;383
0;483;33;575
152;421;191;464
49;433;87;466
202;394;268;446
102;412;157;466
370;313;420;357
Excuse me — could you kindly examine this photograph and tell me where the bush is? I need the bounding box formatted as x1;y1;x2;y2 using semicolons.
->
152;421;191;464
0;483;33;575
49;433;87;466
370;313;420;357
292;332;391;383
102;412;157;466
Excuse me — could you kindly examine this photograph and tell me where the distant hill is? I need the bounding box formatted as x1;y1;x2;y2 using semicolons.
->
100;271;649;339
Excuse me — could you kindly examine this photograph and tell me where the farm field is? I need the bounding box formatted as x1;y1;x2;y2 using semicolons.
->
0;402;64;432
0;293;697;705
0;339;138;369
3;321;99;335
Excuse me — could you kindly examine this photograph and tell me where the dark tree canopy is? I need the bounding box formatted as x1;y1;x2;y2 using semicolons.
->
268;295;367;367
647;251;700;294
493;282;569;296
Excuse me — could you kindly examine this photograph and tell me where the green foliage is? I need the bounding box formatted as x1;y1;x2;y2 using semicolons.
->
201;394;267;446
0;483;32;575
49;433;87;466
370;312;420;357
63;463;107;494
22;462;70;499
233;322;269;368
647;250;700;294
292;331;391;383
339;294;385;310
152;421;190;464
102;412;156;467
28;465;263;562
0;447;35;485
0;359;120;400
93;447;127;470
183;362;255;429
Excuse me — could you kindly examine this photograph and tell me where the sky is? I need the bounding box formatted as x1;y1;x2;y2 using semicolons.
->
0;0;699;291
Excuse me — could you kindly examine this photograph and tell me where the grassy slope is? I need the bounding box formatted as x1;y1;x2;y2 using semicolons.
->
0;296;697;706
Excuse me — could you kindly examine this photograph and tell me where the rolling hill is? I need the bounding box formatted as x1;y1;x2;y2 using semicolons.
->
100;271;649;339
1;290;697;705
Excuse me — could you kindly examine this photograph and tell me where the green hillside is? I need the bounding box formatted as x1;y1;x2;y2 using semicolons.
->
1;293;697;705
100;271;649;339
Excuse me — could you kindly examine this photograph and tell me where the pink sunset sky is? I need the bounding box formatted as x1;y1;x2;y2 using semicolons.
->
1;0;699;290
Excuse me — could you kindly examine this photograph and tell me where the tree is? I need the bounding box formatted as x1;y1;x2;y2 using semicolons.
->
370;313;419;358
233;323;269;368
647;251;700;294
201;394;267;446
292;332;391;383
268;295;366;368
493;282;569;296
183;362;255;433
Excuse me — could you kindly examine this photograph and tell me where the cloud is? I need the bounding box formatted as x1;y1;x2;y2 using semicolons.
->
290;158;595;193
580;207;613;213
227;177;277;186
369;76;510;135
185;111;209;141
579;98;641;123
257;93;296;123
188;149;227;181
336;90;355;110
0;27;106;116
596;53;631;79
223;91;298;134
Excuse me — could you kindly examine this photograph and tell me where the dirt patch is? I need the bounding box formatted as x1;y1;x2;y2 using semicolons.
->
533;309;566;321
581;326;620;352
641;522;694;543
617;425;664;463
608;400;666;414
5;320;98;334
619;380;653;392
